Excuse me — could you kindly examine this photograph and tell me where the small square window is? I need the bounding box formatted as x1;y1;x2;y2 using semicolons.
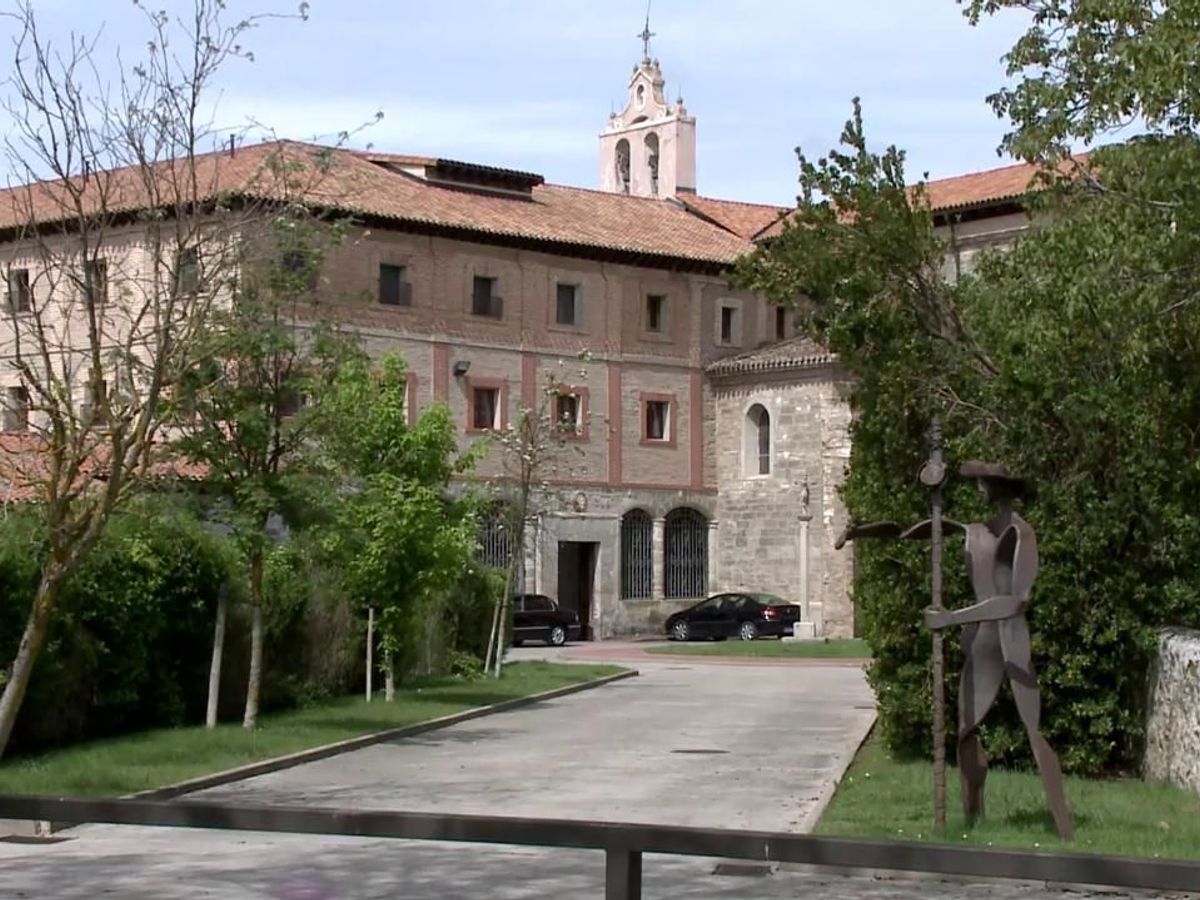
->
554;391;582;433
644;400;670;441
379;264;411;306
472;276;502;318
775;306;786;340
473;386;500;430
85;258;107;305
3;386;29;432
556;283;579;326
6;269;30;313
646;294;665;332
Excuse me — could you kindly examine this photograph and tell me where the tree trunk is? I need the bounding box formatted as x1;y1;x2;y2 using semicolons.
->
366;607;374;702
242;548;265;729
384;651;395;702
0;573;61;760
484;593;502;674
205;584;229;728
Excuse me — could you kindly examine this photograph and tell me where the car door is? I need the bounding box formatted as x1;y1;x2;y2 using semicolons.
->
511;595;536;642
689;595;728;638
725;594;755;638
525;595;555;640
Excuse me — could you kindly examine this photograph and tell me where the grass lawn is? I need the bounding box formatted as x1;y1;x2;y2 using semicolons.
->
817;733;1200;860
646;638;871;658
0;661;624;798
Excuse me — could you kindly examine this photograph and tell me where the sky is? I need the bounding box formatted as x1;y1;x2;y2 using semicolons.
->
2;0;1034;206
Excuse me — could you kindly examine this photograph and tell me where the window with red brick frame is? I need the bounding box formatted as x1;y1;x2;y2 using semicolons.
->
466;377;507;432
639;392;676;446
552;385;589;440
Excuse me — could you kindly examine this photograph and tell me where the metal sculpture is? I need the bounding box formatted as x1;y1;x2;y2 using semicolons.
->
837;459;1074;841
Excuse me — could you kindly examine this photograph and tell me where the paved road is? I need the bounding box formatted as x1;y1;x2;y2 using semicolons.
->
0;659;1186;898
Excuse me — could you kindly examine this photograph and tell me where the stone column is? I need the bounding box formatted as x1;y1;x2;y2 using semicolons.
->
707;520;719;594
798;513;812;622
652;517;666;601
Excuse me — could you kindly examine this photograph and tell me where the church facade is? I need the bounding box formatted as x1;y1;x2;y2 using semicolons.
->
0;44;1044;641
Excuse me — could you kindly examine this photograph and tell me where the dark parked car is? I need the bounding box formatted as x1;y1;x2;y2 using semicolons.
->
511;593;581;647
664;592;801;642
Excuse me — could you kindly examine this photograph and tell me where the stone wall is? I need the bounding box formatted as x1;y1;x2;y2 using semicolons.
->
1144;628;1200;794
711;367;855;637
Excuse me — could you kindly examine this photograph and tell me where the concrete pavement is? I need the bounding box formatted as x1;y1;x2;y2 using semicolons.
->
0;658;1182;898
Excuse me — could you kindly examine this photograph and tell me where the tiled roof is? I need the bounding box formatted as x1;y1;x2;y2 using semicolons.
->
678;194;789;240
0;141;753;269
753;155;1092;241
0;435;206;504
706;335;836;377
921;154;1090;214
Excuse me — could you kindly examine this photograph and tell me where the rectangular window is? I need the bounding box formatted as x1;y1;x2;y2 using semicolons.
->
644;399;670;441
554;391;581;433
6;269;30;313
379;264;412;306
472;386;500;430
775;306;786;340
720;306;735;344
472;276;502;318
3;386;29;432
177;247;200;294
85;258;108;305
646;294;665;332
555;283;579;326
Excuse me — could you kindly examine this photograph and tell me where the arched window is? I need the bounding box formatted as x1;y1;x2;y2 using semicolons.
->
615;139;631;194
664;507;708;599
744;404;771;476
644;132;660;196
620;508;653;599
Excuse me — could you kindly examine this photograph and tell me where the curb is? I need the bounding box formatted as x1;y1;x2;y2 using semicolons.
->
11;667;638;836
795;712;877;834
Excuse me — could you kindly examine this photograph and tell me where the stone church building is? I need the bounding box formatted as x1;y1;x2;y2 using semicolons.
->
0;43;1038;641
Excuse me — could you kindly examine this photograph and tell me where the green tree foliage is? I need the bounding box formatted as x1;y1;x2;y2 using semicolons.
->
318;353;480;687
173;209;355;728
964;0;1200;161
737;99;1200;773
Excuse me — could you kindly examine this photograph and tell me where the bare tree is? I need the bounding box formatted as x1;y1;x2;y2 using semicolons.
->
0;0;310;758
483;355;591;676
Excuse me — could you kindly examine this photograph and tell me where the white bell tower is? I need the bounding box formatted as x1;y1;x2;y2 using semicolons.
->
599;18;696;199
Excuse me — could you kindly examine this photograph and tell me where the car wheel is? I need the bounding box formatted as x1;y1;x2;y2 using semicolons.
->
739;621;759;641
672;620;690;642
548;625;567;647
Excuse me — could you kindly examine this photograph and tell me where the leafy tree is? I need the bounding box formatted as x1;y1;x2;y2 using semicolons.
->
964;0;1200;162
0;0;308;759
173;211;355;729
739;93;1200;773
318;353;479;697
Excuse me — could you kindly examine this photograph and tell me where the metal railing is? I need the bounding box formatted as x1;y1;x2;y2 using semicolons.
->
2;795;1199;899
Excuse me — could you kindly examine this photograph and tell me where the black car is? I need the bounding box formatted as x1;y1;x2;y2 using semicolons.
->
511;593;581;647
664;592;801;642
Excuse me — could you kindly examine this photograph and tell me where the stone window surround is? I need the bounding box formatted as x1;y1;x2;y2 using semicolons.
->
641;289;672;342
550;278;585;333
639;391;677;447
467;264;507;320
551;383;590;441
378;256;415;310
715;297;744;348
742;400;773;479
465;375;508;433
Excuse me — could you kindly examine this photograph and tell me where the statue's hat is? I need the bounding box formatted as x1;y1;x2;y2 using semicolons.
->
959;460;1027;492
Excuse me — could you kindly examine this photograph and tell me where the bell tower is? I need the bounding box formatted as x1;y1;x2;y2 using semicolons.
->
599;16;696;198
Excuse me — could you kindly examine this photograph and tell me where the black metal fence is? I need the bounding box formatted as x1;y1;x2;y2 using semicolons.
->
664;507;707;599
2;795;1198;900
620;508;653;599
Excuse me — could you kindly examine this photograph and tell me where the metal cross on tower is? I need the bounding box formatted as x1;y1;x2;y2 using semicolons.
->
638;4;655;61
